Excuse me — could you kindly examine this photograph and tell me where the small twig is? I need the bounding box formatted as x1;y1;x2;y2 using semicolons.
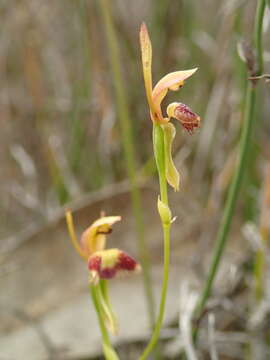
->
248;74;270;83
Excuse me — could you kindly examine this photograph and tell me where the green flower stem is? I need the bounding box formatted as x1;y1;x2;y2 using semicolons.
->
98;0;155;329
139;124;171;360
90;284;119;360
100;280;118;332
100;279;110;304
194;0;266;337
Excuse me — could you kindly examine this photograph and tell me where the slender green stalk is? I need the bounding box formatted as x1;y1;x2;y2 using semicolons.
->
90;284;119;360
251;0;266;303
139;124;171;360
194;0;266;336
100;280;118;334
98;0;155;328
69;0;91;174
254;0;266;76
100;279;110;304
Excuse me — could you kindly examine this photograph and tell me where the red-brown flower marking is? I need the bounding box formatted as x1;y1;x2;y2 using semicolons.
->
167;102;200;134
174;103;200;133
88;248;141;284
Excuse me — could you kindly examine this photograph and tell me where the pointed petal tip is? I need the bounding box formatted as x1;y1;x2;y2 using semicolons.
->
188;67;198;76
140;22;150;45
140;22;147;34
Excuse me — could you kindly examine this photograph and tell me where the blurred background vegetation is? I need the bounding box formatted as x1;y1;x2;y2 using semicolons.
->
1;0;270;359
2;0;269;236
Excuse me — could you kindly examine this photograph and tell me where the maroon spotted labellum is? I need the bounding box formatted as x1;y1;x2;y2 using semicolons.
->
88;248;141;283
173;102;200;133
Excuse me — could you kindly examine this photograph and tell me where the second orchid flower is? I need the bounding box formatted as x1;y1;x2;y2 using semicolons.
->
140;23;201;191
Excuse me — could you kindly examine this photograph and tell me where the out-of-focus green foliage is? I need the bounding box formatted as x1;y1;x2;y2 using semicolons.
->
0;0;269;236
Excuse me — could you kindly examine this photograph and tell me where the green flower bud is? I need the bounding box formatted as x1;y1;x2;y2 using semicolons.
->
157;197;172;225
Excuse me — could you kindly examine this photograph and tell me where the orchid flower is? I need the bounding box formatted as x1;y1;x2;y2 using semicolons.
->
66;211;141;285
66;211;141;335
140;23;200;191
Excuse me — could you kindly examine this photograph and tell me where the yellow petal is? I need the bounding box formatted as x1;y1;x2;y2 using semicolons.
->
81;216;121;256
162;122;180;191
139;23;158;121
91;216;122;228
152;68;198;109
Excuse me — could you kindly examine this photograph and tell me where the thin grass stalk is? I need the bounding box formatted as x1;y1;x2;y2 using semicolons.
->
139;124;171;360
194;0;266;336
68;0;92;175
23;42;70;204
46;144;70;204
98;0;155;328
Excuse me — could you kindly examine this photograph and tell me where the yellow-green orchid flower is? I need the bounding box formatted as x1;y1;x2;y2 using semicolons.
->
140;23;200;191
66;211;140;284
140;22;200;130
66;211;141;336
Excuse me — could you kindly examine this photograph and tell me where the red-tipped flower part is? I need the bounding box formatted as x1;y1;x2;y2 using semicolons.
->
118;251;139;271
88;248;141;284
174;103;200;133
167;102;201;134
